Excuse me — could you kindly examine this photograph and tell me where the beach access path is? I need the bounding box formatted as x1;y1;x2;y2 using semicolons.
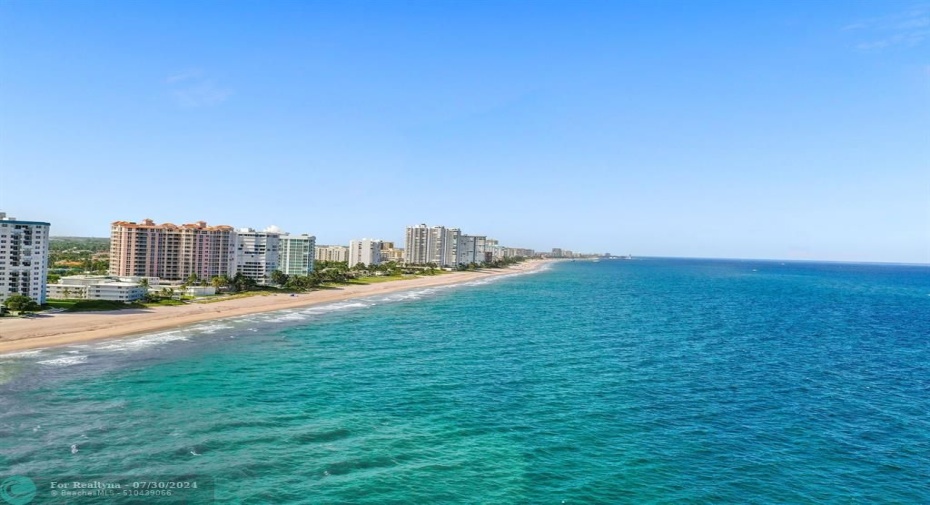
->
0;261;550;354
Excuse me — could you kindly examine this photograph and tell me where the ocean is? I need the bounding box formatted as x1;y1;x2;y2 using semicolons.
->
1;259;928;504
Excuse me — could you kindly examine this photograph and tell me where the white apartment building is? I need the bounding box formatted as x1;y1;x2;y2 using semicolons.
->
403;224;535;266
0;212;50;305
503;247;535;258
455;235;487;266
47;275;147;302
109;219;236;281
404;224;432;265
441;228;461;267
435;227;474;267
234;228;280;285
406;225;495;267
486;239;504;261
315;245;350;263
428;226;449;266
279;234;316;276
349;239;384;267
411;225;458;267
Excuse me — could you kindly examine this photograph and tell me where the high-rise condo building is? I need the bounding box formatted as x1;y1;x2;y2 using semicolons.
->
0;212;50;305
109;219;236;281
404;224;431;265
349;239;384;267
428;226;448;265
233;228;281;285
503;247;535;258
442;228;461;267
315;245;350;263
455;235;487;266
279;234;316;276
406;225;480;267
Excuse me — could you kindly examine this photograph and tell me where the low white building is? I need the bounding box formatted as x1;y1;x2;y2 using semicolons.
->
184;285;216;297
47;275;147;302
86;281;147;302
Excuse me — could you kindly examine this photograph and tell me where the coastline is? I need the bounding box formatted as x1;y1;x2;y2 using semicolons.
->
0;260;551;354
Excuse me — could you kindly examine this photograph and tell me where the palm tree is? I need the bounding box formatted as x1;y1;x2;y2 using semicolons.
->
211;275;229;291
271;270;289;287
232;273;257;292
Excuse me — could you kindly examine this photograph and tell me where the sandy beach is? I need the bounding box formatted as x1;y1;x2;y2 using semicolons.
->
0;261;549;354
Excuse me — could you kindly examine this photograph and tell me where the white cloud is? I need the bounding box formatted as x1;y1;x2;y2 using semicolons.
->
165;69;203;84
164;69;233;107
848;6;930;51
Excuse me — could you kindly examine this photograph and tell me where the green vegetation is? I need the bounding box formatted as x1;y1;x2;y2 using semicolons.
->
45;299;145;312
44;298;185;311
48;236;110;276
142;298;187;307
482;256;527;269
231;273;258;292
44;299;79;310
263;257;527;292
3;294;41;312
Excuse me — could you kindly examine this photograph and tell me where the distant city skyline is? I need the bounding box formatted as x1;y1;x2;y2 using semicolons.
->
1;1;927;263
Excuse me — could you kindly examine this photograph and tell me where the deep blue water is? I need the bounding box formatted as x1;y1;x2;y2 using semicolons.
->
1;259;928;503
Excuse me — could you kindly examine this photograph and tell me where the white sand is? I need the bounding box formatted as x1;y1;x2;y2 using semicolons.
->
0;261;549;353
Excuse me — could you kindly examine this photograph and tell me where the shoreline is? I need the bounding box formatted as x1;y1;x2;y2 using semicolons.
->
0;260;552;354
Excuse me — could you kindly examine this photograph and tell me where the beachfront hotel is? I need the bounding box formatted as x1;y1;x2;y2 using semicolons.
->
348;239;384;267
109;219;236;281
279;234;316;276
0;212;50;305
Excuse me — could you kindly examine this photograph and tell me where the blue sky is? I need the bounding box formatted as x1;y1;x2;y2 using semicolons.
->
1;1;927;263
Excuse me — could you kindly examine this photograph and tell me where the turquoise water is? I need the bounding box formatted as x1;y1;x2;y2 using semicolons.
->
1;259;929;503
